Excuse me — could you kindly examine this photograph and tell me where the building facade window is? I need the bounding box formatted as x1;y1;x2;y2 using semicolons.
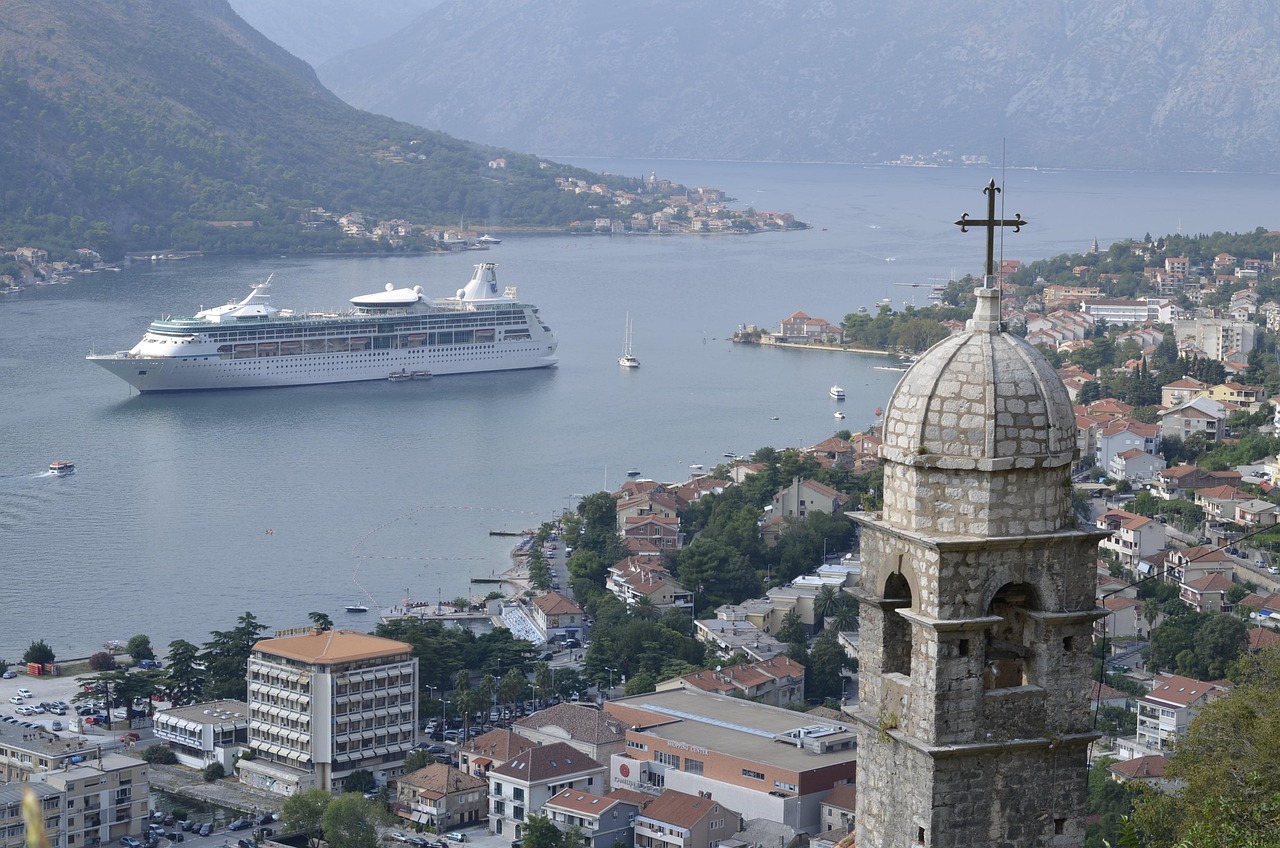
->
684;758;704;774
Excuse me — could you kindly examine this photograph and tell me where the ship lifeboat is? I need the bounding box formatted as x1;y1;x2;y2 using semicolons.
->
875;407;883;417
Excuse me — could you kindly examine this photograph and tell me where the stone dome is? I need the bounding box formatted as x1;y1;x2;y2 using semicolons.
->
881;288;1076;472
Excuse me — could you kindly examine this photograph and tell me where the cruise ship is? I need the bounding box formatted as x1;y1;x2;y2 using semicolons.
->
87;263;558;392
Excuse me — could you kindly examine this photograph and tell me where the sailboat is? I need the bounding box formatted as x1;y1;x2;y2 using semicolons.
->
619;313;640;368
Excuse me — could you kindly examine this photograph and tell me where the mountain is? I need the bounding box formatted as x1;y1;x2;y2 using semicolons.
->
225;0;445;67
317;0;1280;173
0;0;609;257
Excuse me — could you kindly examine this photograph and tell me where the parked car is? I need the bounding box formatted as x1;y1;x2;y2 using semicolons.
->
445;833;467;843
1;670;16;679
15;706;36;716
168;834;183;843
120;732;141;743
16;689;33;699
254;814;275;826
228;820;253;832
407;838;430;848
236;839;257;848
390;833;409;843
51;720;64;731
177;821;194;833
120;838;142;848
7;696;22;705
198;823;214;837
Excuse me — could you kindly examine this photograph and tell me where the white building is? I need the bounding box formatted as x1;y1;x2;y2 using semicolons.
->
1172;317;1257;361
153;699;249;770
487;741;606;840
238;629;418;795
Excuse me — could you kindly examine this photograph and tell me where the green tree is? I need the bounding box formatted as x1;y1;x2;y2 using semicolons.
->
308;611;334;631
164;639;205;706
1131;647;1280;846
22;640;55;665
321;793;386;848
403;749;434;773
777;609;809;646
521;814;564;848
139;744;178;765
282;788;331;848
343;769;377;793
623;672;656;696
202;762;225;781
498;667;530;709
202;611;268;701
125;634;155;661
89;652;115;671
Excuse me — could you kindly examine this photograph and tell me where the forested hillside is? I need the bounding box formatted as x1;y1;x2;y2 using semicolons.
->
0;0;611;258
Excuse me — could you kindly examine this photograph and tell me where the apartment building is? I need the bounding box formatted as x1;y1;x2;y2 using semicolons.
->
0;783;61;848
32;754;149;848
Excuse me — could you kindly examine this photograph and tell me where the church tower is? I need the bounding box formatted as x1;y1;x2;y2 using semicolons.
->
851;193;1108;848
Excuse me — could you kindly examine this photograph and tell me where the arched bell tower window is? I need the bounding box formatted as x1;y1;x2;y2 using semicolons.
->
882;571;913;676
984;582;1038;689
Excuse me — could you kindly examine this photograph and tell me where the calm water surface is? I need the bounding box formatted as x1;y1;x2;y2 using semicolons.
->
3;162;1279;659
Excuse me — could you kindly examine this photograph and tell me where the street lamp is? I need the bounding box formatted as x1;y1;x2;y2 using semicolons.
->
605;667;619;691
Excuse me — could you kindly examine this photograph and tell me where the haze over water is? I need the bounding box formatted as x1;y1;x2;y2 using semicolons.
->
3;161;1278;661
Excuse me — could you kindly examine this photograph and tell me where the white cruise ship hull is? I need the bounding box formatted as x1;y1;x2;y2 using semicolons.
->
89;343;557;393
88;263;559;393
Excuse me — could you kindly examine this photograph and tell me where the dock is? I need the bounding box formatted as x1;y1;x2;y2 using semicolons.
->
489;529;530;537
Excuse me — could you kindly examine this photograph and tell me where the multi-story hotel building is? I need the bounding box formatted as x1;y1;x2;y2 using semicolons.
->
238;629;417;795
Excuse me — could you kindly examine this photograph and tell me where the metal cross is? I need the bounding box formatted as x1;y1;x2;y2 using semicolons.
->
955;179;1027;286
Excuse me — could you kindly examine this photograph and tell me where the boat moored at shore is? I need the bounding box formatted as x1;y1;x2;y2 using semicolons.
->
87;263;558;392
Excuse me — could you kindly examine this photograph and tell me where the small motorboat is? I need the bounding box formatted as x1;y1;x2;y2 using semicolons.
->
49;460;75;476
345;604;369;613
627;469;641;477
834;411;846;419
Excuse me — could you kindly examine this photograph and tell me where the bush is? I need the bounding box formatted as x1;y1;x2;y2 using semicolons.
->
140;745;178;765
89;652;115;671
171;809;188;823
202;762;225;782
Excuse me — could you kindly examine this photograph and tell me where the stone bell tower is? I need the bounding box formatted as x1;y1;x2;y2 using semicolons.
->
851;186;1108;848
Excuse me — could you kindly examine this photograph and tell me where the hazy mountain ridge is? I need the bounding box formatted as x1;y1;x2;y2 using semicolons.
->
317;0;1280;171
226;0;445;66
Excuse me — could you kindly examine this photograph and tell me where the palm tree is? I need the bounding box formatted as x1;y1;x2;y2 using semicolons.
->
830;600;859;633
813;585;843;626
533;661;554;707
631;596;659;621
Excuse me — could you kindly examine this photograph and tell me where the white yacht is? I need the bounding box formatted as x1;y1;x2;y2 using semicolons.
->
829;384;846;400
87;263;558;392
619;312;640;368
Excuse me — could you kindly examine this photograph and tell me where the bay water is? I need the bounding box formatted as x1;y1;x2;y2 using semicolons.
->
3;161;1279;661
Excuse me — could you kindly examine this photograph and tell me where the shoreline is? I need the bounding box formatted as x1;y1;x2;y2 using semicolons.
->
735;336;905;358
